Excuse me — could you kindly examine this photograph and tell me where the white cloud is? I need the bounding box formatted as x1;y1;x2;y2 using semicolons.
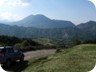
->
0;0;7;6
0;0;30;7
8;0;30;7
0;0;30;21
0;12;20;21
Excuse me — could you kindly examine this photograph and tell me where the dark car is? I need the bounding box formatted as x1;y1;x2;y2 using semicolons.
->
0;46;24;67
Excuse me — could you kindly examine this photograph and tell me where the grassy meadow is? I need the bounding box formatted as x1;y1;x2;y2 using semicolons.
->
23;44;96;72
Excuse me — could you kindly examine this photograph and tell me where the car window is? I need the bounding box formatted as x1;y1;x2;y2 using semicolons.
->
14;49;18;53
7;48;14;53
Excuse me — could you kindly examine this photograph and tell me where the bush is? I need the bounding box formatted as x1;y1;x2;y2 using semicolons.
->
56;48;62;53
21;40;30;47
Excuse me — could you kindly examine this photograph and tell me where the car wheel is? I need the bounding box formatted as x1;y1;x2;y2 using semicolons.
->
5;59;11;67
20;55;24;62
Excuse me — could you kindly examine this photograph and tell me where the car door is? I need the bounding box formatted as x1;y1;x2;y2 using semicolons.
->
7;48;18;61
13;48;21;59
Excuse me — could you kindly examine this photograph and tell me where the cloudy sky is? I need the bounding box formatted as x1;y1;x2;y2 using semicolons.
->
0;0;96;24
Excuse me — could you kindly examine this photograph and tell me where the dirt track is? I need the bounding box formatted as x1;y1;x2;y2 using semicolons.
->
2;49;55;71
24;49;56;60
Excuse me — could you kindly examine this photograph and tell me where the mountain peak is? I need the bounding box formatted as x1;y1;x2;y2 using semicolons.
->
34;14;50;20
10;14;75;28
22;14;50;22
77;20;96;30
34;14;47;17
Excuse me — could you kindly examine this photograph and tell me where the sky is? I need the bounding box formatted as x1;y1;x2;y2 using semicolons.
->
0;0;96;25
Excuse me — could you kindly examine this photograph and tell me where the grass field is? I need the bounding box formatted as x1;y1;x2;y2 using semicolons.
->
23;44;96;72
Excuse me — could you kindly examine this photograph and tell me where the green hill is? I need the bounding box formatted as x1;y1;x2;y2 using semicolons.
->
24;44;96;72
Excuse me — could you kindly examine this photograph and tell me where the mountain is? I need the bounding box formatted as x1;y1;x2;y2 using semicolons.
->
0;23;89;43
10;14;75;28
0;21;96;40
77;21;96;30
77;21;96;40
0;19;96;45
0;23;79;39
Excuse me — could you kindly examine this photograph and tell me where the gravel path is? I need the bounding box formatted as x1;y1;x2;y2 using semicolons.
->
24;49;56;60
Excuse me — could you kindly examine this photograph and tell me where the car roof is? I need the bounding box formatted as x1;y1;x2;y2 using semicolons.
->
0;46;14;49
5;46;13;48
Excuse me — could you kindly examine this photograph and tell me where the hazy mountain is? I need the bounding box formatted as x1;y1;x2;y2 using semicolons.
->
0;23;89;41
0;23;77;39
10;14;75;28
78;21;96;31
0;20;96;43
77;21;96;40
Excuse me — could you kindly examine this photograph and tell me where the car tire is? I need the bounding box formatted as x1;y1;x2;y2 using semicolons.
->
20;55;24;62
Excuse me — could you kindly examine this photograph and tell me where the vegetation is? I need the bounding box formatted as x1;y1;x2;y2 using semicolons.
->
23;44;96;72
33;38;57;46
0;35;43;51
0;36;34;46
0;35;58;51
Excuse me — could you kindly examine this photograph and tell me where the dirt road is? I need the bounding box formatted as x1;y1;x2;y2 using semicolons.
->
24;49;56;60
2;49;55;72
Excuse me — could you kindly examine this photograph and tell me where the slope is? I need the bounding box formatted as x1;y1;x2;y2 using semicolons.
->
23;44;96;72
77;21;96;40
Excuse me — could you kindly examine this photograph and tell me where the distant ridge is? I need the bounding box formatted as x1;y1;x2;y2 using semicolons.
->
77;21;96;29
77;21;96;40
10;14;75;28
0;21;96;41
0;15;96;42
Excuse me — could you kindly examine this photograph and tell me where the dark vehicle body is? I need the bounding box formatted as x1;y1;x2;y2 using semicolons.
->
0;46;24;67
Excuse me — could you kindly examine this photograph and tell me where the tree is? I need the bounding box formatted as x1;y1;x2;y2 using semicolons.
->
21;40;30;47
73;39;81;45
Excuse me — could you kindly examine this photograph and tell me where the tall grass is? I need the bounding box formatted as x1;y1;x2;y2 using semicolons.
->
23;44;96;72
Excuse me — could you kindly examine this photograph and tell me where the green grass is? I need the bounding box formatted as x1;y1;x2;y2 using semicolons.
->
20;44;96;72
33;38;55;46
